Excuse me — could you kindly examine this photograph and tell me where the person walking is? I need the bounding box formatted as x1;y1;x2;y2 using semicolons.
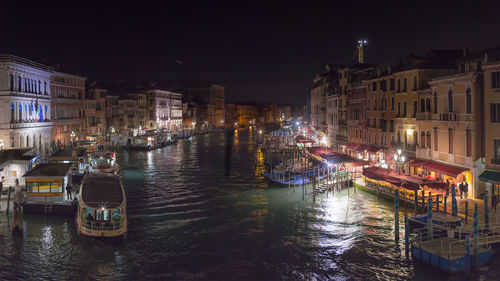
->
463;182;469;199
459;182;464;199
66;184;72;200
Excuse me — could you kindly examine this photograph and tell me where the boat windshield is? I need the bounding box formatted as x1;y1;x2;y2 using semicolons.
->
91;159;110;166
82;207;124;231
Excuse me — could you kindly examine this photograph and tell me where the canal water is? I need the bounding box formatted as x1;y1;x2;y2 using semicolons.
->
0;132;497;280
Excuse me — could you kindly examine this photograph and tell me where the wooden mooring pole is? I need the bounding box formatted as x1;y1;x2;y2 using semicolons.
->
12;179;23;235
395;189;399;243
6;186;12;215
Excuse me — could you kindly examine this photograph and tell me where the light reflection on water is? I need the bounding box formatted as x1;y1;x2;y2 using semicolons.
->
0;132;495;280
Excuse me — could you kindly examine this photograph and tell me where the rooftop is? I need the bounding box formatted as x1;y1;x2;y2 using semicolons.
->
51;148;87;159
81;174;124;208
0;148;37;164
23;163;72;178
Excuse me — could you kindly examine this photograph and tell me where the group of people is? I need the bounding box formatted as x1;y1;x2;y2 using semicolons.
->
444;178;469;199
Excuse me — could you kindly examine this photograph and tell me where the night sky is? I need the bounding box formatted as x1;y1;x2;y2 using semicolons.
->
1;0;499;104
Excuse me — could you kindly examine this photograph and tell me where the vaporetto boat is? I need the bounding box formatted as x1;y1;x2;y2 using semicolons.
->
76;174;127;238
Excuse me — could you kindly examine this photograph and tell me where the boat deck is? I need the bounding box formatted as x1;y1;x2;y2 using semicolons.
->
415;237;489;260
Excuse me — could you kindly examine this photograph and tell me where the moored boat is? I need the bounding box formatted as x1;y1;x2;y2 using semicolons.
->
76;174;127;238
88;151;117;173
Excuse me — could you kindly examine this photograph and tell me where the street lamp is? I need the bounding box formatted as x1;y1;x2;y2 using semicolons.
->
393;149;406;175
70;131;75;147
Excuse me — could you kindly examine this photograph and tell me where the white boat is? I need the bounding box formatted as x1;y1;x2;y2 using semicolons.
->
88;151;116;173
76;174;127;238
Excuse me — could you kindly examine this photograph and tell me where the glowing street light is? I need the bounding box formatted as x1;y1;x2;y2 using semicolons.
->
393;149;406;175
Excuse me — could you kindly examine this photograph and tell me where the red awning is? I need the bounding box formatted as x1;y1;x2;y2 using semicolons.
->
352;160;370;167
354;144;369;152
347;143;359;149
296;138;315;143
366;146;382;153
409;158;429;167
421;161;468;178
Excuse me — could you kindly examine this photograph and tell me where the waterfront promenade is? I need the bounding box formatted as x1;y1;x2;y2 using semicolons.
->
355;178;500;225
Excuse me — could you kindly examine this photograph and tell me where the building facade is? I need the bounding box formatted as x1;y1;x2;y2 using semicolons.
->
51;71;86;146
0;54;53;155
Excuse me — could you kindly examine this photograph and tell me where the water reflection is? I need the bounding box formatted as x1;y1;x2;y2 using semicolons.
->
0;133;487;280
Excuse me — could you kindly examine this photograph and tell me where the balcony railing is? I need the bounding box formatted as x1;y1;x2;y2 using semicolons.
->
416;147;431;159
462;114;474;122
416;112;433;120
439;112;457;122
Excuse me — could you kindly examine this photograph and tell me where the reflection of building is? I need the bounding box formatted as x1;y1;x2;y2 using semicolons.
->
0;54;53;155
51;71;86;146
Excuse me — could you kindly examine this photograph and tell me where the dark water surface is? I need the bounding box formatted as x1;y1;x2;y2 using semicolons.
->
0;132;497;280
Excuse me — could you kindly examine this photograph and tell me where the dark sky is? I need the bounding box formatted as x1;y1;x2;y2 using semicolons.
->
1;0;499;104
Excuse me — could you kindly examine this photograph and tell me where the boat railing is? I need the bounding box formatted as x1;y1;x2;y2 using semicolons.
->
81;216;126;231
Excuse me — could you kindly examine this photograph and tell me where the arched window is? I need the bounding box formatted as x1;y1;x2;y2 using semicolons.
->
391;96;394;110
44;81;47;94
448;89;453;112
19;104;22;120
23;78;27;91
426;131;431;149
18;76;21;91
433;92;438;114
420;99;425;112
421;131;426;148
38;80;41;94
434;128;438;151
10;74;14;91
466;88;472;114
11;103;14;122
426;98;431;112
413;131;418;146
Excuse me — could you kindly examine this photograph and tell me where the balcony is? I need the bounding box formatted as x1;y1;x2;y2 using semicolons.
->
447;153;455;163
462;114;474;122
439;112;457;122
416;112;433;120
8;120;52;129
405;144;416;152
339;120;347;126
416;147;431;159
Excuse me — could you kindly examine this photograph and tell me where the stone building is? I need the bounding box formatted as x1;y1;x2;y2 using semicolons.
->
0;54;53;155
51;71;86;146
85;88;107;138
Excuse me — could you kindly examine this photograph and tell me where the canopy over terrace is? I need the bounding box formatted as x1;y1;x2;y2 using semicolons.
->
362;166;447;190
295;136;315;144
409;159;468;178
307;147;368;166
